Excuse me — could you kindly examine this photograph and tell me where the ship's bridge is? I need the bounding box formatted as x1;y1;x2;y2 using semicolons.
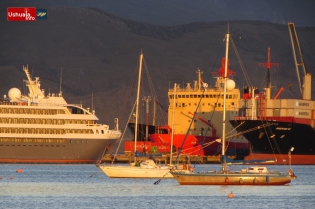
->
66;105;93;115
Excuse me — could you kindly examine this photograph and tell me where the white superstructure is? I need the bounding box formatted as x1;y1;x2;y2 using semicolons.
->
0;65;121;163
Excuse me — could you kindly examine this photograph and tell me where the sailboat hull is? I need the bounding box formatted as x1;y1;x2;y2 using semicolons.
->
170;172;292;185
99;165;174;178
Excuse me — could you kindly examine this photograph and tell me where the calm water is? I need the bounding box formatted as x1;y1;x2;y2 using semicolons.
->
0;164;314;209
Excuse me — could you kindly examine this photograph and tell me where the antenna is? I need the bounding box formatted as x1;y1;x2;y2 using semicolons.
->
227;22;230;34
59;67;62;96
258;47;279;99
92;92;94;111
258;47;279;88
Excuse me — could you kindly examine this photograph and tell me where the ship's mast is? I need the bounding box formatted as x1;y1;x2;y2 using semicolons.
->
143;96;151;142
197;69;203;91
134;52;143;163
258;47;279;99
222;32;230;172
59;67;62;97
23;65;44;99
170;83;177;165
152;97;156;126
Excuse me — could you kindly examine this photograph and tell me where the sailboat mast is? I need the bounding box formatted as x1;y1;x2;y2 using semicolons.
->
170;83;177;165
222;32;230;172
134;52;143;163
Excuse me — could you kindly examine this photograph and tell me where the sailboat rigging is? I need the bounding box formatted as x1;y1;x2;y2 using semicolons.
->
170;28;297;185
99;52;188;178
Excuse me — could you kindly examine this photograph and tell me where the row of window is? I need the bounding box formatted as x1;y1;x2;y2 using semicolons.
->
0;108;64;115
175;102;235;108
0;138;66;143
0;118;95;125
0;138;89;144
169;94;237;99
0;128;94;134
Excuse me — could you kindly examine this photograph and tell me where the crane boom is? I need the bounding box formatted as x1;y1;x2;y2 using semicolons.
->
288;22;311;100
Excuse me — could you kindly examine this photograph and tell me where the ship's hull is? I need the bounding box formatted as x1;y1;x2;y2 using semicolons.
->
230;119;315;165
0;138;117;163
99;165;174;178
171;171;292;185
124;141;171;153
127;123;250;159
99;159;191;178
150;133;250;159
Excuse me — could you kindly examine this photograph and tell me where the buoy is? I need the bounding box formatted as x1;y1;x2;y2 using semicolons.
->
228;191;235;198
225;177;229;183
17;168;23;173
10;176;14;180
0;176;2;180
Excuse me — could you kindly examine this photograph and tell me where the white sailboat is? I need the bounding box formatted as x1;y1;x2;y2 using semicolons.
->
170;28;297;185
99;52;183;178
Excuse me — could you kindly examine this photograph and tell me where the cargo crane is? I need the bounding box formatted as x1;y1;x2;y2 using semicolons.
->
288;22;311;100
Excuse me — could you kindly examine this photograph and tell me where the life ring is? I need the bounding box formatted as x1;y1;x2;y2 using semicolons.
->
225;177;229;183
253;178;258;183
189;166;194;172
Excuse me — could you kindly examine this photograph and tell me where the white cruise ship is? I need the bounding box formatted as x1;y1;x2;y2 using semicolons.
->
0;65;121;163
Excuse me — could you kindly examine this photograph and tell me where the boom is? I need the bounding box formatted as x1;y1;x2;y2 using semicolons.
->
288;22;311;100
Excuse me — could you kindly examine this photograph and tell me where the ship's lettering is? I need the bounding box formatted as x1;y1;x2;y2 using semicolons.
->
298;102;309;107
276;127;291;130
298;112;309;116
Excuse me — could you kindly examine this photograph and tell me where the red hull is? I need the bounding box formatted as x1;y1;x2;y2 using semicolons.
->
149;133;249;158
245;153;315;165
124;141;171;153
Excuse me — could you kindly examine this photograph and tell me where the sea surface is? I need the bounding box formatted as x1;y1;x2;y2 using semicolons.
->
0;164;314;209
